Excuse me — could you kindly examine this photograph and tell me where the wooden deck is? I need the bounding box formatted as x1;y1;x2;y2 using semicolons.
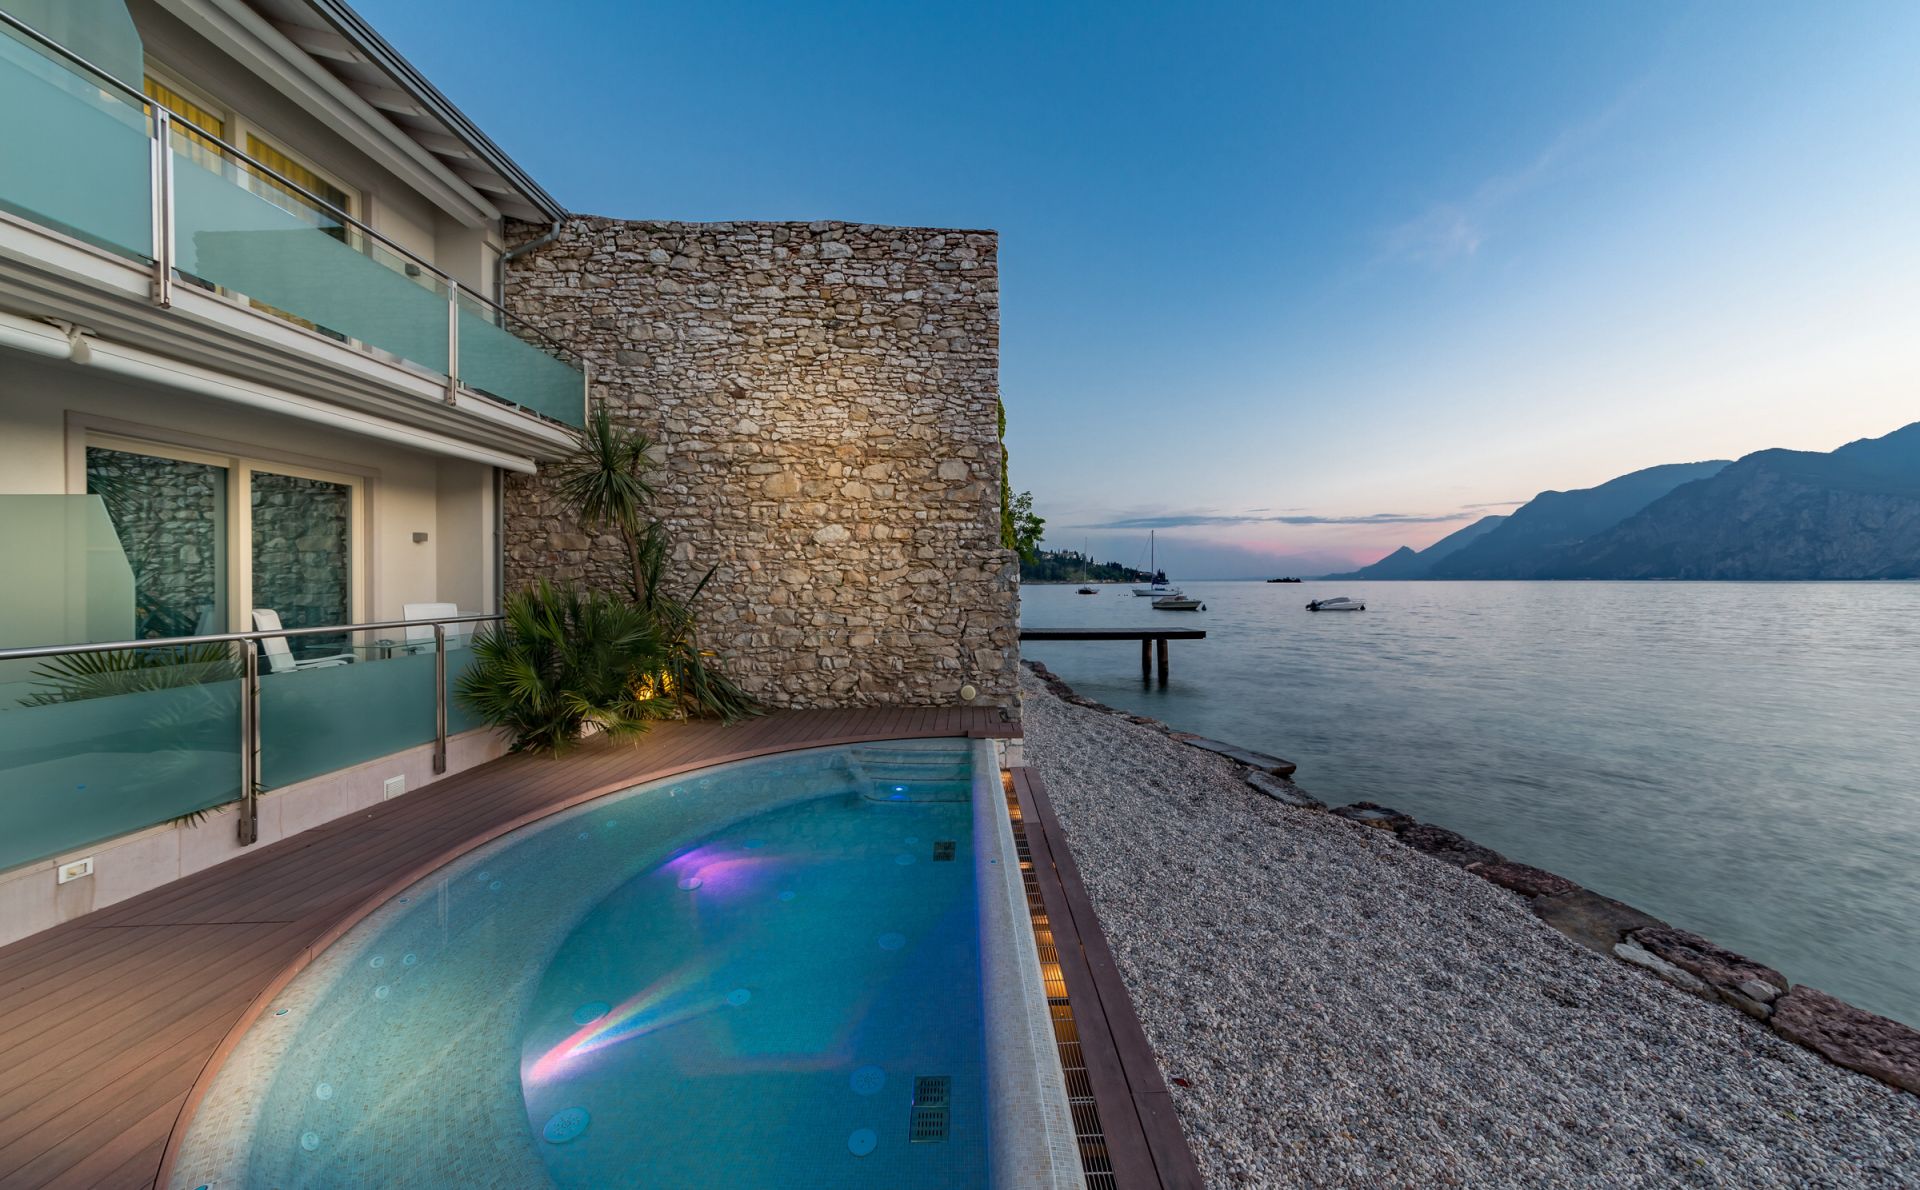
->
0;706;1014;1190
1011;768;1205;1189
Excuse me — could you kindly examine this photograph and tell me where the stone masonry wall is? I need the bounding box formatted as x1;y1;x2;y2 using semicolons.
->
501;218;1020;713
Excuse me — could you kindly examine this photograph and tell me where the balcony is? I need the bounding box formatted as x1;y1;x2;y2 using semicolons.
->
0;612;499;873
0;17;585;430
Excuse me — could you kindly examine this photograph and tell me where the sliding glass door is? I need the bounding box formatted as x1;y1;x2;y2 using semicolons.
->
85;445;230;640
250;470;353;660
81;436;361;643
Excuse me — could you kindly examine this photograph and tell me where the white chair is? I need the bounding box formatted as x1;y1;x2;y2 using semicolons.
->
252;608;354;673
402;602;463;654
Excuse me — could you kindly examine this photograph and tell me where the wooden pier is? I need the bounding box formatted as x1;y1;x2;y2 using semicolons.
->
1019;628;1206;685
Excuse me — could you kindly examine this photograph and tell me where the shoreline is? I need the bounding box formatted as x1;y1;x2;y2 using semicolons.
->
1020;658;1920;1100
1016;662;1918;1183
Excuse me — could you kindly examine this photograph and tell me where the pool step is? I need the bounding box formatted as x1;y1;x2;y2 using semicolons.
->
847;746;972;803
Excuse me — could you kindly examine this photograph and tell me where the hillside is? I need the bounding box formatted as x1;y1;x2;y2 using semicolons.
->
1543;422;1920;579
1430;461;1732;579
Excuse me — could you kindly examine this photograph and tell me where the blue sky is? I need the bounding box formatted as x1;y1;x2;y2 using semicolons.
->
362;0;1920;576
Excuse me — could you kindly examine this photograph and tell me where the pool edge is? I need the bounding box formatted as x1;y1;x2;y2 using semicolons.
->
974;738;1087;1189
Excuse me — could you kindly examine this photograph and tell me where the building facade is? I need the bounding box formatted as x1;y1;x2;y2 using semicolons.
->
0;0;1014;943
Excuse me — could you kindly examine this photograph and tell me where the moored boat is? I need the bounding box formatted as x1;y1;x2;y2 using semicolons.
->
1306;596;1365;611
1153;595;1205;611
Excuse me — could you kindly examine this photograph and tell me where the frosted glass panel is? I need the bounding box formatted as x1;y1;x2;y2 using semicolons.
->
0;494;134;653
258;650;436;789
0;643;241;871
171;135;450;371
445;642;487;735
457;293;585;427
0;28;151;258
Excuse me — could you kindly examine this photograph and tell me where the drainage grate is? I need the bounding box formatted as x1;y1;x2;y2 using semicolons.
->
1004;774;1118;1190
908;1075;952;1143
932;840;957;862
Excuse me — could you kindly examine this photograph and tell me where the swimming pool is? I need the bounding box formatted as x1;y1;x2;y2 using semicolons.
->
170;739;1081;1189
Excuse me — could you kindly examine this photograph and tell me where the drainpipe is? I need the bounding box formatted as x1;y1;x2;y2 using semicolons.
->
495;220;561;306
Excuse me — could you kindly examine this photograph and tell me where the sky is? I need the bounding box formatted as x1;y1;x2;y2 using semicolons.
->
361;0;1920;577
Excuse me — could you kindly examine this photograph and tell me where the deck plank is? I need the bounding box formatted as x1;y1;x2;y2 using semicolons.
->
0;707;1007;1190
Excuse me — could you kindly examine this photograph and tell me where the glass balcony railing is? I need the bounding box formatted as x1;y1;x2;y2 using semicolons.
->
0;15;585;430
0;613;501;871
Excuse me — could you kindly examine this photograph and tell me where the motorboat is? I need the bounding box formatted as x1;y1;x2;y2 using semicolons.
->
1153;595;1205;611
1306;596;1365;612
1076;586;1097;595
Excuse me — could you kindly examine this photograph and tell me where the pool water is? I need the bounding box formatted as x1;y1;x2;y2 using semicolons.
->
173;741;1022;1189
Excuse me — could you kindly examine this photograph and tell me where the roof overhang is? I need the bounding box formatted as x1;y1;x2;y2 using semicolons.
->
155;0;566;227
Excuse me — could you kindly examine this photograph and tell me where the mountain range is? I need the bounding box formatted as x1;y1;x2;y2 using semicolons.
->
1322;421;1920;581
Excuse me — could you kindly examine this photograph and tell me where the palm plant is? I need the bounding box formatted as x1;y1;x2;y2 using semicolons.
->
456;581;670;753
544;403;757;721
548;402;655;605
24;643;239;705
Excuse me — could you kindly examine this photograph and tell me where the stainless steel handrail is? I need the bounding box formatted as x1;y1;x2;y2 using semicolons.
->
1;613;506;846
0;10;589;402
0;613;501;662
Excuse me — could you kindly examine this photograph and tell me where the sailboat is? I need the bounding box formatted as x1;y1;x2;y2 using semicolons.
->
1077;540;1098;594
1130;530;1182;597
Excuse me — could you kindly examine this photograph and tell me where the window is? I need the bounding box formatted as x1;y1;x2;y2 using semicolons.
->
83;436;363;646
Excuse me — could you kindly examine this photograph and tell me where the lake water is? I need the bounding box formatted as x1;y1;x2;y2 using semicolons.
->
1020;580;1920;1028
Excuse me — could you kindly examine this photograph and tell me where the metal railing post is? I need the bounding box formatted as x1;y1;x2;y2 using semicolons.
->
433;622;448;774
445;284;461;404
150;108;174;308
239;639;259;845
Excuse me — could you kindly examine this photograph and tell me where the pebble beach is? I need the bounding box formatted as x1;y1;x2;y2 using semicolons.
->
1018;667;1920;1187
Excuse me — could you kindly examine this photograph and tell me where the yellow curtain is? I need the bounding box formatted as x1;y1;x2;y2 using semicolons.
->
142;75;223;159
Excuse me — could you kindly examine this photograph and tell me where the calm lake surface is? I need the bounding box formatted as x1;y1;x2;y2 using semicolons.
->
1020;580;1920;1027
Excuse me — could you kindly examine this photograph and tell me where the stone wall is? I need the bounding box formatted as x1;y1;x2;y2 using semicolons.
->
501;218;1020;713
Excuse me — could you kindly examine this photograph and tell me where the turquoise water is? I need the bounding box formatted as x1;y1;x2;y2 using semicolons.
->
200;742;990;1189
1022;580;1920;1027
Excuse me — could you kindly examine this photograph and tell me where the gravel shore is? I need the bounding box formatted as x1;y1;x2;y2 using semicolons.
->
1017;668;1920;1187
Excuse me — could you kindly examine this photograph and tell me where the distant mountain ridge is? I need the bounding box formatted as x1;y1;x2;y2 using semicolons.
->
1430;460;1732;579
1318;420;1920;581
1542;422;1920;579
1321;514;1506;580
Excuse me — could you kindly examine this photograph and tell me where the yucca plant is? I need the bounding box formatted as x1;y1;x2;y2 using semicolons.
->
632;521;758;721
456;581;670;753
545;402;758;722
548;402;656;605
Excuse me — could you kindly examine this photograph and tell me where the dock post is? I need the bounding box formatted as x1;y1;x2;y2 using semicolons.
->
1141;638;1152;681
1156;638;1169;685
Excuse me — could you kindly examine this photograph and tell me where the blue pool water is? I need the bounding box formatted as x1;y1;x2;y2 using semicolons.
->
177;742;1001;1189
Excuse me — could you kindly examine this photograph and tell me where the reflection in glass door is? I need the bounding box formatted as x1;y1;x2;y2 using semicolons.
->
251;471;352;661
85;446;229;639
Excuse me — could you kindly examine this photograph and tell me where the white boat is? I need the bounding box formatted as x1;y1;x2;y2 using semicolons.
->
1306;596;1365;612
1153;595;1205;611
1131;531;1183;596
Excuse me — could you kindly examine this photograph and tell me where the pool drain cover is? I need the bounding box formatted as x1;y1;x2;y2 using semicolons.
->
851;1065;886;1095
544;1107;590;1144
932;840;957;862
847;1128;877;1157
909;1076;952;1143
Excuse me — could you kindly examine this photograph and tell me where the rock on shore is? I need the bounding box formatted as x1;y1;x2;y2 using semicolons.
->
1017;668;1920;1187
